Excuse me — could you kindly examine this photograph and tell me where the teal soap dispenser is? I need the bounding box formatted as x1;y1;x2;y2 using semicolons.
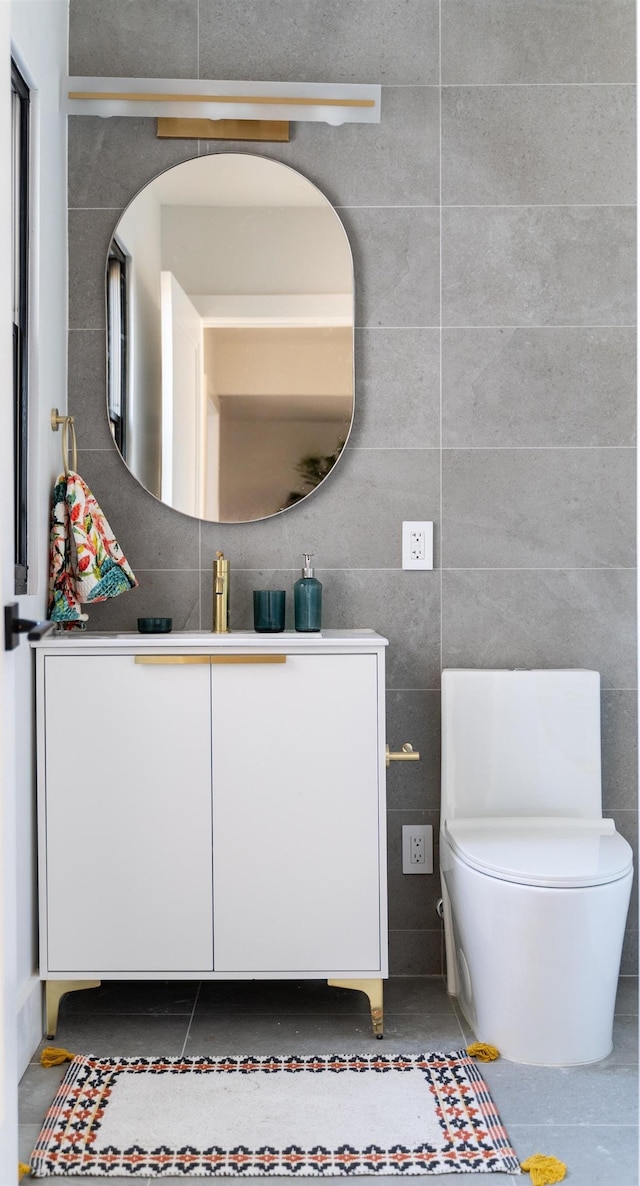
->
294;553;322;632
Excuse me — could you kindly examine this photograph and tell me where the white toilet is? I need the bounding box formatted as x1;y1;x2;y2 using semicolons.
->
439;668;633;1066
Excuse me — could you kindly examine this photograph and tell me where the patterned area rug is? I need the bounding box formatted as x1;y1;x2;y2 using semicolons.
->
30;1051;520;1177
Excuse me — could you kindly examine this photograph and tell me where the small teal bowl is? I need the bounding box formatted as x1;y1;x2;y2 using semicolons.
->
137;617;172;634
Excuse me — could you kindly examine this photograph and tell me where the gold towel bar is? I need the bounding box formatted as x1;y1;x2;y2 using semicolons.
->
386;742;420;767
134;654;287;665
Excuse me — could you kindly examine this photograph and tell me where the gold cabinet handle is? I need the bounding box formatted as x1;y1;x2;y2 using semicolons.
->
134;654;287;665
211;655;286;664
385;742;420;768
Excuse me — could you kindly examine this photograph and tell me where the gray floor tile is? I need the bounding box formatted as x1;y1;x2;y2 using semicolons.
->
18;976;637;1186
34;1014;192;1058
478;1058;638;1128
20;1123;46;1165
19;1062;70;1125
185;1011;467;1057
508;1124;639;1186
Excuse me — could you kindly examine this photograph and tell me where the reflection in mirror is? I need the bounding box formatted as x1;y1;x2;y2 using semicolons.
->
106;153;354;523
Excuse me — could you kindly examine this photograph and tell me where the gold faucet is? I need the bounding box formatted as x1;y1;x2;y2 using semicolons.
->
212;551;230;633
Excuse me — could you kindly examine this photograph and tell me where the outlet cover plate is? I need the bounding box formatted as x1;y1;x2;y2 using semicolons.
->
402;824;433;874
402;521;433;570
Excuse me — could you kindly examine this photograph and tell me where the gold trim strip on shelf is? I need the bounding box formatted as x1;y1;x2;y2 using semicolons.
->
69;90;375;108
135;654;287;665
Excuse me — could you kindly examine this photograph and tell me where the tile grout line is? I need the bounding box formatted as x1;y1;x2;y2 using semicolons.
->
374;82;637;88
180;981;202;1059
70;203;637;211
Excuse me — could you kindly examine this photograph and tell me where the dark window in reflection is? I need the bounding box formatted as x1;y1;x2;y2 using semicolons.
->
12;61;30;595
107;240;129;454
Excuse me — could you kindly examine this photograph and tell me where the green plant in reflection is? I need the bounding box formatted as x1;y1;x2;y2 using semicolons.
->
282;439;346;509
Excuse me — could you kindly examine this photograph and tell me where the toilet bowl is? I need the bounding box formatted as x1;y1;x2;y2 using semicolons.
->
439;669;633;1066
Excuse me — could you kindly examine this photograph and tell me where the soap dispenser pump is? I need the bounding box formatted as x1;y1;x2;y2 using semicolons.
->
294;553;322;632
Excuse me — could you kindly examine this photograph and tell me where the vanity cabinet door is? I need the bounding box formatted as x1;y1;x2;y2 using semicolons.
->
211;653;382;973
42;655;214;973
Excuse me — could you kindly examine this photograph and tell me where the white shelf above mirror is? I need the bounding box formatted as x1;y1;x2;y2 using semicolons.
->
66;77;382;128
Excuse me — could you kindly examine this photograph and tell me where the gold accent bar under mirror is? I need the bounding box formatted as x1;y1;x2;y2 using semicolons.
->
157;117;290;141
134;654;287;665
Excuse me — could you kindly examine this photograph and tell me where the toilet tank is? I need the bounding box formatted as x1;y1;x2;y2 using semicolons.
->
441;669;602;820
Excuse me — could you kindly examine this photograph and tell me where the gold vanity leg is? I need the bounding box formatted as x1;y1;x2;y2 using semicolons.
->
45;980;101;1039
328;978;384;1039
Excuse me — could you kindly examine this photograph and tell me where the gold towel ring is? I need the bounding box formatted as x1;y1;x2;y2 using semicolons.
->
50;408;78;476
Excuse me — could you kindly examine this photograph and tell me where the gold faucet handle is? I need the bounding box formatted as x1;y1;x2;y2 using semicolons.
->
385;742;420;768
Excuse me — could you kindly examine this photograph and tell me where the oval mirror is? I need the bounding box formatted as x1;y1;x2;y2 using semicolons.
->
106;153;354;523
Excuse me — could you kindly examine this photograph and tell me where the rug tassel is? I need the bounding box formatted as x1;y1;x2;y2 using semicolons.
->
466;1041;500;1061
521;1153;567;1185
40;1046;75;1068
18;1162;31;1178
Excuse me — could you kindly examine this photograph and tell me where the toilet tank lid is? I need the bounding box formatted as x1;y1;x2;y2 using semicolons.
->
441;668;603;822
445;817;633;888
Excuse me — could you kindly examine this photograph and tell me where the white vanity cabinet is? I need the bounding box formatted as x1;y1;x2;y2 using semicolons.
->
33;631;389;1034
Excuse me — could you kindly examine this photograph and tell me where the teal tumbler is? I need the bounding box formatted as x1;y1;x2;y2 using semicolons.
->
253;590;286;632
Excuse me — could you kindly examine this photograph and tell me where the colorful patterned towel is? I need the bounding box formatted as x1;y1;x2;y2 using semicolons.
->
47;471;138;626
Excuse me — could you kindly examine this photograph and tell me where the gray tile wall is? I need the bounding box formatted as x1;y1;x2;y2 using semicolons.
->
68;0;637;973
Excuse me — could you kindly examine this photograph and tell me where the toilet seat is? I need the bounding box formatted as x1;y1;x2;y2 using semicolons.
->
445;817;633;889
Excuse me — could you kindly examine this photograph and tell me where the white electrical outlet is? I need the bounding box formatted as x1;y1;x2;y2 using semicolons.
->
402;825;433;875
402;521;433;570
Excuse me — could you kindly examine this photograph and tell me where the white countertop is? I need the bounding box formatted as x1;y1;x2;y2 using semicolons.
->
32;628;388;651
